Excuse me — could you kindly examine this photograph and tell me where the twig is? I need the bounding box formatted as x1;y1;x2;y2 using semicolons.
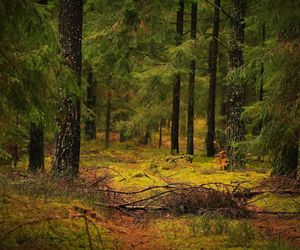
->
84;217;94;250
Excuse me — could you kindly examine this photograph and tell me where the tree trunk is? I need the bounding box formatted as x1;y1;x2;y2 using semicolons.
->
13;114;19;168
206;0;220;157
85;65;97;140
259;23;265;105
38;0;48;4
272;137;298;178
142;128;151;145
119;130;127;142
186;2;197;156
253;23;266;136
225;0;246;170
28;123;44;172
28;0;47;173
171;0;184;155
159;118;163;149
105;91;112;148
51;0;83;177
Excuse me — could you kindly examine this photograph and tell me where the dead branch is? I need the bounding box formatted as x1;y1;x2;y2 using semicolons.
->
84;217;94;250
94;184;248;217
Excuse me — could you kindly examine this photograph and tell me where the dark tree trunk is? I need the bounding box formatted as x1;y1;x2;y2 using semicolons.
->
167;119;171;130
171;0;184;155
253;24;266;136
28;123;44;172
38;0;48;4
259;23;266;104
142;128;151;145
28;0;47;173
225;0;246;170
85;65;97;140
186;2;197;156
13;114;19;168
51;0;83;177
120;130;127;142
159;118;163;149
206;0;220;157
105;91;112;148
272;137;298;178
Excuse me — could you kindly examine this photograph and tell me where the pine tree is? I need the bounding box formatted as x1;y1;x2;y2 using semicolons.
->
0;0;56;163
105;89;112;148
171;0;184;155
28;0;48;173
242;0;299;178
52;0;83;177
84;65;97;140
206;0;220;157
28;123;44;172
186;1;197;156
225;0;246;170
159;118;163;148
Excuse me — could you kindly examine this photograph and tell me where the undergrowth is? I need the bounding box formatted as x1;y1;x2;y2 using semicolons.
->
0;137;298;249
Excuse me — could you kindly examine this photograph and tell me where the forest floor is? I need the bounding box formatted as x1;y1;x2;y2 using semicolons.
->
0;131;300;249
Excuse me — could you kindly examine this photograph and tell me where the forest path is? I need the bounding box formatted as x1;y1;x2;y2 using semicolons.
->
252;213;300;248
96;213;159;250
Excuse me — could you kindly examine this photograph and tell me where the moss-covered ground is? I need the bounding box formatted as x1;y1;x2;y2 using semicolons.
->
1;129;299;249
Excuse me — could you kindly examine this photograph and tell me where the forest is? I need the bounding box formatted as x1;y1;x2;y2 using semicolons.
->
0;0;300;249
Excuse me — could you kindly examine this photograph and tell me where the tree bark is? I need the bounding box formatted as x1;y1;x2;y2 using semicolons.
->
13;114;19;168
159;118;163;149
206;0;220;157
272;136;298;178
28;0;47;173
105;91;112;148
171;0;184;155
253;23;266;135
225;0;246;170
187;2;197;156
28;123;44;172
51;0;83;177
142;128;151;145
85;65;97;140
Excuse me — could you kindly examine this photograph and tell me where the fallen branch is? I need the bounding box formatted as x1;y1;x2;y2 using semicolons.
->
94;184;248;217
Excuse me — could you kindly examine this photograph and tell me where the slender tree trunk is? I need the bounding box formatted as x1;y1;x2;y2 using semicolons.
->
159;118;163;149
28;0;47;173
51;0;83;177
225;0;246;170
206;0;220;157
105;91;112;148
28;123;44;172
120;130;127;142
13;113;19;168
272;135;298;178
256;23;265;134
171;0;184;155
85;65;97;140
259;24;265;105
187;2;197;156
142;128;151;145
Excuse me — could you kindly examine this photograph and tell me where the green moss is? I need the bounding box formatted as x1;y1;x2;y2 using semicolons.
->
252;194;300;212
6;136;298;249
0;191;113;250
